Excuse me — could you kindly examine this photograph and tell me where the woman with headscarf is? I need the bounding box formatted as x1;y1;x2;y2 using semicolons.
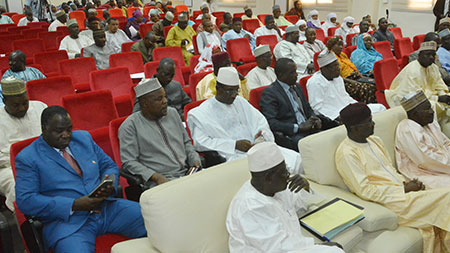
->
327;36;377;103
125;9;146;41
285;0;305;19
306;10;321;29
296;19;307;42
322;13;339;37
334;16;357;46
47;5;58;22
350;33;383;76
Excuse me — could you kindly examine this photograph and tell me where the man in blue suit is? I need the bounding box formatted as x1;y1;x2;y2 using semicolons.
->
15;106;147;252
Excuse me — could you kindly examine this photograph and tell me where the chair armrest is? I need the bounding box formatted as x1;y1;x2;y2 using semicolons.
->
199;151;226;168
21;216;45;253
120;170;144;186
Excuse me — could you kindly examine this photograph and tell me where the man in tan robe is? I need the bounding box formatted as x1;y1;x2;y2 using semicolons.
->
165;13;196;65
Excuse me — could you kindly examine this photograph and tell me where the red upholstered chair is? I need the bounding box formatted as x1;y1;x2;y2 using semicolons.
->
139;23;154;39
0;56;9;71
388;27;403;39
327;27;340;37
192;10;201;19
233;12;245;19
109;116;128;166
399;54;410;70
26;21;48;29
7;26;29;34
59;57;97;92
96;9;105;20
285;15;299;24
184;99;206;138
21;28;45;39
34;50;68;75
242;19;260;34
394;37;413;60
13;38;45;60
315;28;325;42
189;71;213;101
343;45;357;57
227;38;255;63
257;14;270;25
69;11;87;29
109;8;125;18
412;34;425;51
26;76;75;106
299;75;312;101
11;14;26;24
62;90;119;130
1;12;17;18
127;7;140;18
192;34;199;55
109;51;144;74
373;58;399;108
237;62;257;76
0;23;16;31
38;31;62;51
117;16;127;30
89;67;134;117
346;33;358;47
0;34;21;54
56;26;70;36
121;42;135;52
249;86;268;111
372;41;394;59
256;34;278;52
212;11;225;17
175;4;188;13
152;46;190;83
163;25;173;38
189;55;200;74
313;51;320;71
144;60;186;86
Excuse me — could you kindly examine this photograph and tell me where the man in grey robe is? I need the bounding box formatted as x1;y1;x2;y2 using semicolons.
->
83;30;117;70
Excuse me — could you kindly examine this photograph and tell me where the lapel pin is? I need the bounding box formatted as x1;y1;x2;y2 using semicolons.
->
92;161;96;164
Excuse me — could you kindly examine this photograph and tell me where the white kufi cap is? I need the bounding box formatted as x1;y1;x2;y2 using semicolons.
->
248;142;284;173
134;78;162;98
254;45;270;57
285;25;299;34
217;66;239;86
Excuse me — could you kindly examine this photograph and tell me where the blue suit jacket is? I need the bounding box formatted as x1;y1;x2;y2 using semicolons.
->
15;130;120;249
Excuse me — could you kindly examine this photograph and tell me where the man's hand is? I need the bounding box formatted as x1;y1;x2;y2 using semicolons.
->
235;140;252;152
72;195;105;212
151;173;169;185
92;175;115;199
244;33;251;41
318;242;343;250
438;95;450;105
310;116;322;130
404;178;425;193
307;63;315;73
287;174;310;193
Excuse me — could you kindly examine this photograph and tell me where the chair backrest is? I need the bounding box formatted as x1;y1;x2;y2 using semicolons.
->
139;23;154;40
189;71;212;102
89;67;133;98
0;56;9;71
26;75;75;106
184;99;206;138
299;75;312;101
26;21;47;28
285;15;299;24
315;28;325;42
96;9;105;20
242;19;260;34
163;25;174;38
62;90;119;130
394;37;413;60
256;34;278;52
109;116;128;166
34;50;68;74
237;62;257;76
189;55;200;74
56;26;69;35
21;28;45;39
38;31;62;51
69;11;86;29
226;38;254;63
327;26;340;37
399;54;410;70
144;60;186;86
346;32;358;46
249;86;268;111
257;14;269;25
109;8;125;18
175;5;188;13
344;45;357;57
59;57;97;90
233;12;245;18
121;41;135;52
11;14;25;24
109;51;144;74
88;127;115;163
192;34;199;55
13;39;45;59
372;41;394;59
373;58;399;91
2;12;17;18
0;23;16;31
7;26;29;34
412;34;425;51
313;51;320;71
0;34;21;54
153;46;186;67
127;7;140;18
388;27;403;39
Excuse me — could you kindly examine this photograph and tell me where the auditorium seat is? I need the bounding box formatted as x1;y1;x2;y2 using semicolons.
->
237;62;257;76
11;14;25;24
163;25;173;38
189;55;200;74
388;27;403;39
0;23;16;31
27;21;48;29
139;23;154;39
257;14;269;25
89;67;134;117
34;50;68;75
344;45;357;57
144;60;186;86
242;19;260;34
189;71;213;101
184;99;206;138
313;51;320;71
394;37;413;60
372;41;394;59
110;51;144;74
315;28;325;42
96;9;105;20
0;34;21;54
127;7;140;18
328;27;339;37
227;38;255;63
62;90;119;131
38;31;62;51
56;26;70;35
13;38;45;61
1;12;16;19
109;116;128;166
346;33;358;46
192;10;201;19
69;11;87;29
249;86;268;111
285;15;299;24
7;26;29;34
0;56;8;71
109;8;125;18
152;46;190;83
233;12;245;18
21;28;45;39
374;58;399;108
399;55;410;70
121;42;135;52
59;57;97;92
256;34;278;52
26;76;75;106
192;34;199;55
412;34;425;51
299;75;312;101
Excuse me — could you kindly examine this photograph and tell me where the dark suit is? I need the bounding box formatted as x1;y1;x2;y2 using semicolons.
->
15;131;146;252
260;80;336;150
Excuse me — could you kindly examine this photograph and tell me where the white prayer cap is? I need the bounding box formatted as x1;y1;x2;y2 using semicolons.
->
296;19;306;26
272;5;280;11
418;41;437;52
217;67;239;86
165;11;174;21
439;28;450;39
285;25;299;34
317;49;337;68
178;13;188;22
400;91;428;112
134;78;162;98
254;45;271;57
149;8;159;16
67;19;78;27
88;8;97;14
343;16;355;23
248;142;284;173
200;2;208;10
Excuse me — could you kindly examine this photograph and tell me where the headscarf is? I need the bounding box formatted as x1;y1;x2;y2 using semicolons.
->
322;13;337;36
194;44;221;74
307;10;321;29
48;5;58;22
350;33;382;75
296;19;307;41
342;16;355;33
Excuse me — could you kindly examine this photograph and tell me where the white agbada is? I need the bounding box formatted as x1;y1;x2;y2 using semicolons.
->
80;29;93;40
17;16;39;26
0;101;46;211
48;19;66;32
274;40;312;80
187;96;302;174
253;26;283;42
106;29;132;53
226;181;343;253
306;72;385;120
334;17;357;46
59;34;94;59
196;31;221;54
245;66;276;90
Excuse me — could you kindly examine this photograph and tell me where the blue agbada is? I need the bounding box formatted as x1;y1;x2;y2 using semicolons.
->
350;34;383;75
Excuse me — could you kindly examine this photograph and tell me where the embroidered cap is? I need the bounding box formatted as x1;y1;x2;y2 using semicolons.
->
400;91;428;112
134;78;162;98
1;76;26;96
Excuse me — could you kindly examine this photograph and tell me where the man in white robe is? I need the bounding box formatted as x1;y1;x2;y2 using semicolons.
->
196;19;222;54
246;45;276;90
106;18;132;53
253;15;283;42
59;19;94;59
334;16;357;46
48;10;67;32
274;25;314;80
17;9;39;26
303;27;326;59
0;77;47;211
242;5;263;26
226;142;344;253
80;17;101;40
307;50;385;121
221;17;256;51
188;67;302;174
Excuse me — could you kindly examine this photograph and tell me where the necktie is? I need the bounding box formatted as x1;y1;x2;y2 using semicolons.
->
289;86;305;115
61;149;83;176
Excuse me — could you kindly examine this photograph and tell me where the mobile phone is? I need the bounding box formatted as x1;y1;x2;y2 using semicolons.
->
88;179;113;198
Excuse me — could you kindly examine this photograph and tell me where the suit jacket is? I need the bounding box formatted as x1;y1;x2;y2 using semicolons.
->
260;80;316;136
15;130;119;249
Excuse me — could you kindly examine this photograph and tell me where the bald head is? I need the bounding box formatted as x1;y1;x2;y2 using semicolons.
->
156;58;176;85
9;50;26;72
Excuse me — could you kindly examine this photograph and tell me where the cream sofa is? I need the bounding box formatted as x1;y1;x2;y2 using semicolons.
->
112;106;422;253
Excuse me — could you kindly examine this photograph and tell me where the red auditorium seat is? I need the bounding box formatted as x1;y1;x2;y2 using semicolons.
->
109;8;125;18
192;10;201;19
372;41;394;59
2;12;17;19
121;42;135;52
0;34;21;54
237;62;257;76
299;75;312;101
388;27;403;39
227;38;255;63
89;67;134;117
13;38;45;60
313;51;320;71
328;27;340;37
242;19;260;34
233;12;245;18
184;99;206;138
109;116;128;166
21;28;45;39
0;56;9;71
69;11;87;29
59;57;97;92
139;23;154;39
96;9;105;20
346;33;358;47
343;45;357;57
189;55;200;74
56;26;70;35
38;31;62;50
11;14;25;24
7;26;29;34
127;7;140;18
412;34;425;51
0;23;16;31
163;25;174;38
399;55;410;70
374;58;399;108
189;71;213;101
256;34;278;52
144;60;185;86
26;76;75;106
143;6;154;18
26;21;48;29
109;51;144;74
257;14;269;25
394;37;413;60
34;50;68;75
315;28;325;42
249;86;268;111
152;46;190;83
192;34;199;55
176;4;188;13
62;90;119;130
117;16;127;30
285;15;299;24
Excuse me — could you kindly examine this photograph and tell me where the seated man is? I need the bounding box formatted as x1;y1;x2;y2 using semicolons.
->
131;31;157;63
351;20;370;46
307;50;385;121
81;17;102;40
395;91;450;189
303;27;326;59
373;17;395;48
196;52;249;101
147;8;160;24
437;28;450;74
196;3;216;24
152;11;174;47
274;25;314;80
226;142;343;253
83;30;117;70
188;67;301;173
48;10;67;32
119;78;201;188
221;17;256;51
272;5;293;27
132;58;191;119
196;17;222;54
253;15;284;42
246;45;276;90
336;103;450;253
0;6;13;24
219;12;232;33
195;13;220;34
106;18;132;53
260;58;337;151
241;5;263;26
18;9;39;26
15;106;147;252
59;19;94;59
0;77;47;211
165;13;196;65
386;41;450;137
334;16;357;46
